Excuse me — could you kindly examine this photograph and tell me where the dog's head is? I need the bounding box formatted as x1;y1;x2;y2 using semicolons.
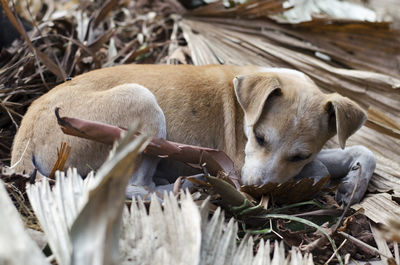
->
234;69;366;185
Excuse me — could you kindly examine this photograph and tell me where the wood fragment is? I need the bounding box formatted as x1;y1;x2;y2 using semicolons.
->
338;231;393;260
324;239;348;265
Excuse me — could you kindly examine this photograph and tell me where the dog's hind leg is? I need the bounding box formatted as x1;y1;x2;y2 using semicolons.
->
106;84;167;198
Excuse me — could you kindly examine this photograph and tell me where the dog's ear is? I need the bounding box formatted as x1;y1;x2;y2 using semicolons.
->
234;73;281;126
324;93;367;149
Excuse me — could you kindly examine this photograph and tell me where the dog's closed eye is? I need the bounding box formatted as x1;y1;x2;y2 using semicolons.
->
255;134;266;146
288;153;311;162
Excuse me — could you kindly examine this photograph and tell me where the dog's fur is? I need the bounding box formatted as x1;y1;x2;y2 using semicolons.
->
11;64;371;201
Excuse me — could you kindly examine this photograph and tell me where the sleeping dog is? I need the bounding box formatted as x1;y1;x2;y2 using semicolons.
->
10;64;376;204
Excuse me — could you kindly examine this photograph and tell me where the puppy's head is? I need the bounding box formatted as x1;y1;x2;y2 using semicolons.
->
234;69;366;185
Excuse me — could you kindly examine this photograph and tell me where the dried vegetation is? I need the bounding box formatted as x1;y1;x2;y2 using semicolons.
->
0;0;400;264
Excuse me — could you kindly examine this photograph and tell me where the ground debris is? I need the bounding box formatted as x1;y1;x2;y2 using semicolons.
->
1;0;399;263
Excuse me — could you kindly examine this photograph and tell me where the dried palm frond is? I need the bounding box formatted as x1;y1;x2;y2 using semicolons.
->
352;193;400;226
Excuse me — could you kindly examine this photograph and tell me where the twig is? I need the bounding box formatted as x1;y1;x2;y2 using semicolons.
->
338;231;393;259
270;218;283;239
0;101;19;130
324;239;347;265
332;163;362;232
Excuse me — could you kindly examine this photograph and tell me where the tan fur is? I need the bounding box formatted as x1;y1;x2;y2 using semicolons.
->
10;64;366;185
234;73;281;127
324;94;367;149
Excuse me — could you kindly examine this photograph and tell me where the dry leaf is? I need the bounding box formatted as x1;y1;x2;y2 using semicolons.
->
241;176;330;204
55;108;241;188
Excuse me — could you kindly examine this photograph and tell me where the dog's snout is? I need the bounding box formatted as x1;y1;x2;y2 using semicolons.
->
241;147;310;186
241;154;283;185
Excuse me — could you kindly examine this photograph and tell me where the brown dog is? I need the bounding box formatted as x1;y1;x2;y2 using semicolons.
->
10;64;374;203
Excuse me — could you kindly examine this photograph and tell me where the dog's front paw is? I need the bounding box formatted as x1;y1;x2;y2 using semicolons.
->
336;147;376;205
335;164;369;205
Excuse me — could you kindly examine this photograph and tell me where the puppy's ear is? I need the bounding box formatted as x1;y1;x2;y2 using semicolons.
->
324;93;366;149
234;73;281;126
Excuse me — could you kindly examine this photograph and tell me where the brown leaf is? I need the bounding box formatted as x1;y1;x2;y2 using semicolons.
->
241;176;330;204
55;108;241;187
146;138;241;188
55;107;123;145
92;0;121;28
55;109;335;203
